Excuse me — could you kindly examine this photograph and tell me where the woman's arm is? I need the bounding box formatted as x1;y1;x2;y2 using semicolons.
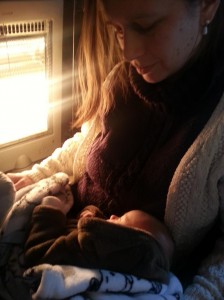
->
7;122;91;190
183;236;224;299
183;176;224;299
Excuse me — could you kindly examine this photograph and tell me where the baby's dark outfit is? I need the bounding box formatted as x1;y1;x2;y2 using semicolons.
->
24;204;169;283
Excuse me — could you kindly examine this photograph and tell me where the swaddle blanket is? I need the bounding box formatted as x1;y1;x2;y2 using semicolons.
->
0;172;183;300
0;172;72;237
24;264;183;300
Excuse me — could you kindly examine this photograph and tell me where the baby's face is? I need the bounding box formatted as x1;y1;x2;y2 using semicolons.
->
108;214;123;222
108;211;149;230
108;212;135;227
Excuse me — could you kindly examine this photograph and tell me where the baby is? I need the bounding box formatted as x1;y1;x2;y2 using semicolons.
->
0;172;174;283
24;194;174;283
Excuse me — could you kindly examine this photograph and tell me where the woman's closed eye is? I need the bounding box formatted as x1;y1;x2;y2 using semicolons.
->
109;21;158;40
131;22;156;34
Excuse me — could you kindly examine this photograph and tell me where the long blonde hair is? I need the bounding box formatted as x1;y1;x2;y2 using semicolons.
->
73;0;126;128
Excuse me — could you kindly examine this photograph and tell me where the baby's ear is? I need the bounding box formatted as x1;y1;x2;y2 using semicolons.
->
0;172;16;225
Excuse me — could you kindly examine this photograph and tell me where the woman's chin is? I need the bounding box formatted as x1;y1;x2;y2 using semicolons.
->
141;73;165;84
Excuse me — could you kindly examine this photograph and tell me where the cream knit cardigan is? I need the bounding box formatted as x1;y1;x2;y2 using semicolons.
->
24;93;224;298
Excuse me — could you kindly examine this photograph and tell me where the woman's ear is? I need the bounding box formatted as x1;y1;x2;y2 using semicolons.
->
200;0;220;24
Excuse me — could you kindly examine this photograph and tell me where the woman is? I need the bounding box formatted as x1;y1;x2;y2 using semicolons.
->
8;0;224;298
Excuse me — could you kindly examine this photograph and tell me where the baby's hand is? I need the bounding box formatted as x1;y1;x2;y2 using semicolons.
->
41;185;73;215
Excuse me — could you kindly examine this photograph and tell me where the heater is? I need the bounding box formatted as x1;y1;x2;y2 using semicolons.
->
0;0;63;172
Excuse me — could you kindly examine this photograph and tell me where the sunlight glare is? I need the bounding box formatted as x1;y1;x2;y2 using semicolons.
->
0;36;49;145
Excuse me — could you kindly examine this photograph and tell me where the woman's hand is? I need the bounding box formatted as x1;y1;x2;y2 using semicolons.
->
7;173;34;191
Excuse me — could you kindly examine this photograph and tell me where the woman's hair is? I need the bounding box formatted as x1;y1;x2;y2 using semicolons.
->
73;0;124;127
73;0;224;128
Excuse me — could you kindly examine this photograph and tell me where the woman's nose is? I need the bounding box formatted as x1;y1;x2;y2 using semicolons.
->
122;31;145;61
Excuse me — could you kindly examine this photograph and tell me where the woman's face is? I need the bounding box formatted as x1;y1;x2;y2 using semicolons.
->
102;0;203;83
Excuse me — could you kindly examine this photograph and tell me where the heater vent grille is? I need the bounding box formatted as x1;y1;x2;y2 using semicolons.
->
0;20;48;37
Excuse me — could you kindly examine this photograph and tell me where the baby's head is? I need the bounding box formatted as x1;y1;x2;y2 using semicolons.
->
108;210;174;264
